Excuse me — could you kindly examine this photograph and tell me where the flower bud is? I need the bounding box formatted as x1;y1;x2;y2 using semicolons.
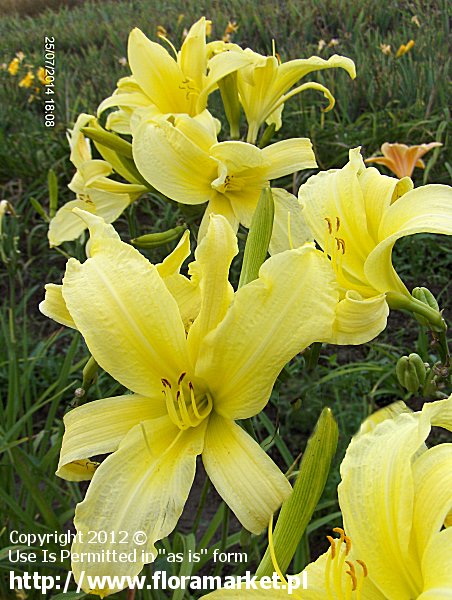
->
131;225;187;249
396;353;427;393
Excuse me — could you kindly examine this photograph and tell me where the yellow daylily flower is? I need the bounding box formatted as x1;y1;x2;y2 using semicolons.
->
98;17;251;133
365;142;442;179
7;57;19;75
18;71;34;88
133;111;317;237
233;48;356;142
298;147;452;344
37;66;47;85
395;39;415;58
40;209;339;596
48;113;147;246
202;396;452;599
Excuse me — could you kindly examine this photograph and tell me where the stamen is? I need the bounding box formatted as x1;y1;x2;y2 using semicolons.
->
157;34;178;59
268;515;288;587
356;560;368;578
325;217;333;234
324;529;368;600
335;238;346;254
140;423;152;456
336;216;341;231
345;561;357;591
344;535;352;555
327;535;336;559
162;376;212;430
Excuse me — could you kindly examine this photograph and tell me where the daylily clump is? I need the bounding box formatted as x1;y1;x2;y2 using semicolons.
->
40;209;341;595
202;396;452;598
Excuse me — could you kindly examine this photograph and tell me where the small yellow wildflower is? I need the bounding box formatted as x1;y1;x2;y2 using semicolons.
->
396;39;415;58
16;51;25;61
411;15;421;27
37;66;47;85
18;71;34;88
222;20;238;42
328;38;340;47
317;39;326;52
8;57;20;75
380;43;391;55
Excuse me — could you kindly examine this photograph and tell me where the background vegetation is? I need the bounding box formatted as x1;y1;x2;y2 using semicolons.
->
0;0;450;598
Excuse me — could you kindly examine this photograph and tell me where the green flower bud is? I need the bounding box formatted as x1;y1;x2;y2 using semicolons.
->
131;225;187;249
396;353;427;393
412;287;440;328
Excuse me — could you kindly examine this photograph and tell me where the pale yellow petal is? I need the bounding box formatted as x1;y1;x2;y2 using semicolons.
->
276;54;356;96
359;166;413;243
419;528;452;598
85;189;132;224
57;393;166;481
179;17;207;90
172;111;218;153
357;401;411;437
339;397;452;598
261;138;317;179
77;159;113;184
202;413;291;534
156;231;201;328
187;215;238;362
128;28;187;113
68;113;93;167
156;230;191;279
199;48;254;110
39;283;76;329
61;217;189;396
365;184;452;294
196;246;337;419
133;119;217;204
48;198;95;246
299;148;376;292
210;140;265;172
269;188;313;255
198;193;239;240
72;419;205;596
327;290;389;345
412;444;452;556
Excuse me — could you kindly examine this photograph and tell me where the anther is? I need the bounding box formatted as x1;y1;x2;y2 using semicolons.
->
326;535;336;559
344;535;352;555
345;561;358;591
178;372;186;384
325;217;333;234
356;559;368;578
332;527;345;541
335;238;346;254
336;216;340;231
161;378;171;388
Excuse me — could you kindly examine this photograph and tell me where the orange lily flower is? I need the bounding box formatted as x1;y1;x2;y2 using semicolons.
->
365;142;442;179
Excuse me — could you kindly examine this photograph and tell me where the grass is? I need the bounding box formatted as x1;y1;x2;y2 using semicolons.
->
0;0;451;598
